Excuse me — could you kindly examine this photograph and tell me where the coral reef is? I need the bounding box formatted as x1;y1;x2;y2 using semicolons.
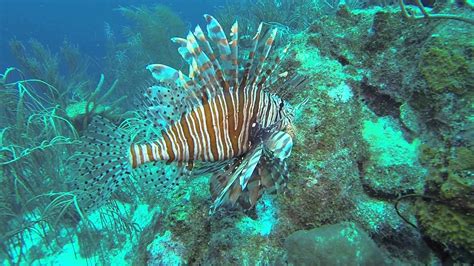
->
1;0;473;264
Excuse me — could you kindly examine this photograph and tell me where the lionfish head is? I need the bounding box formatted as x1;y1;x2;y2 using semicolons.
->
282;97;309;138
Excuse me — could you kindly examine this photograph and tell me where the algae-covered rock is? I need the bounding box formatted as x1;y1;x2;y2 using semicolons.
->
147;230;186;265
419;37;473;95
399;102;420;134
361;116;426;196
417;144;474;260
284;222;387;265
416;201;474;260
362;163;425;197
420;145;474;210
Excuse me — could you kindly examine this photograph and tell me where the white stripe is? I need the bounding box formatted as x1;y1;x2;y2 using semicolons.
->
232;89;239;131
262;93;271;127
175;121;189;161
209;98;224;160
166;129;179;161
218;94;233;158
184;114;199;160
141;144;150;163
151;142;159;160
244;86;258;146
156;140;168;160
196;106;212;161
133;145;142;165
189;112;202;160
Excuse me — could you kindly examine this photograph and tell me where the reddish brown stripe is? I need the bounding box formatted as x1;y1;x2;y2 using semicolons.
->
180;114;195;161
223;90;238;153
170;125;184;162
216;68;229;91
190;106;204;160
215;95;228;158
202;98;219;160
239;63;251;91
220;54;229;61
161;131;175;163
130;144;138;168
211;25;221;33
186;161;194;171
219;39;228;46
155;141;164;160
275;56;281;64
258;75;268;88
251;87;262;125
146;143;154;161
137;144;144;166
200;62;212;72
235;89;246;152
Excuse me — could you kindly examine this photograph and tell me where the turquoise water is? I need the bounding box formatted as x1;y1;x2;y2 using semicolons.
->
1;0;473;264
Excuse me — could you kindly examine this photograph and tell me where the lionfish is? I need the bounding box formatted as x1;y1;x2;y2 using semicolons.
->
75;15;307;214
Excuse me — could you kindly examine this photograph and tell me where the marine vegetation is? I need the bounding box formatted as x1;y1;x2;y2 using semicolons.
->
8;39;125;130
104;5;187;106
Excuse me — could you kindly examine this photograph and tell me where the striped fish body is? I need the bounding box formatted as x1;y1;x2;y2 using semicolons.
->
130;85;292;168
75;14;307;213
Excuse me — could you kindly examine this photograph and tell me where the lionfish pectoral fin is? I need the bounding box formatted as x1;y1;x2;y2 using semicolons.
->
209;145;263;214
237;155;289;210
262;131;292;193
264;131;294;160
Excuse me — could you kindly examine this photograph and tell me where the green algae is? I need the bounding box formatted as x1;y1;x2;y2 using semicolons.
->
420;38;473;95
420;145;474;209
416;201;474;255
416;144;474;257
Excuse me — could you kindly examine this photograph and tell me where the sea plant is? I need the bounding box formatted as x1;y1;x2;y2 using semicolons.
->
103;5;186;107
0;67;79;263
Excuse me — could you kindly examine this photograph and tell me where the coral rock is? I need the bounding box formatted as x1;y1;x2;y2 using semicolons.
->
284;222;387;265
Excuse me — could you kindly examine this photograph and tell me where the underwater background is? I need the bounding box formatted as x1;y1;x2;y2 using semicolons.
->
0;0;473;264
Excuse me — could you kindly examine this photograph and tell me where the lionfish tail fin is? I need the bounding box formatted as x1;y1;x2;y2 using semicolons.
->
71;116;132;213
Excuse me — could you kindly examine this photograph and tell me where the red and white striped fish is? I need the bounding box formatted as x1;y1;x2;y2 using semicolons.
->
74;15;307;213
